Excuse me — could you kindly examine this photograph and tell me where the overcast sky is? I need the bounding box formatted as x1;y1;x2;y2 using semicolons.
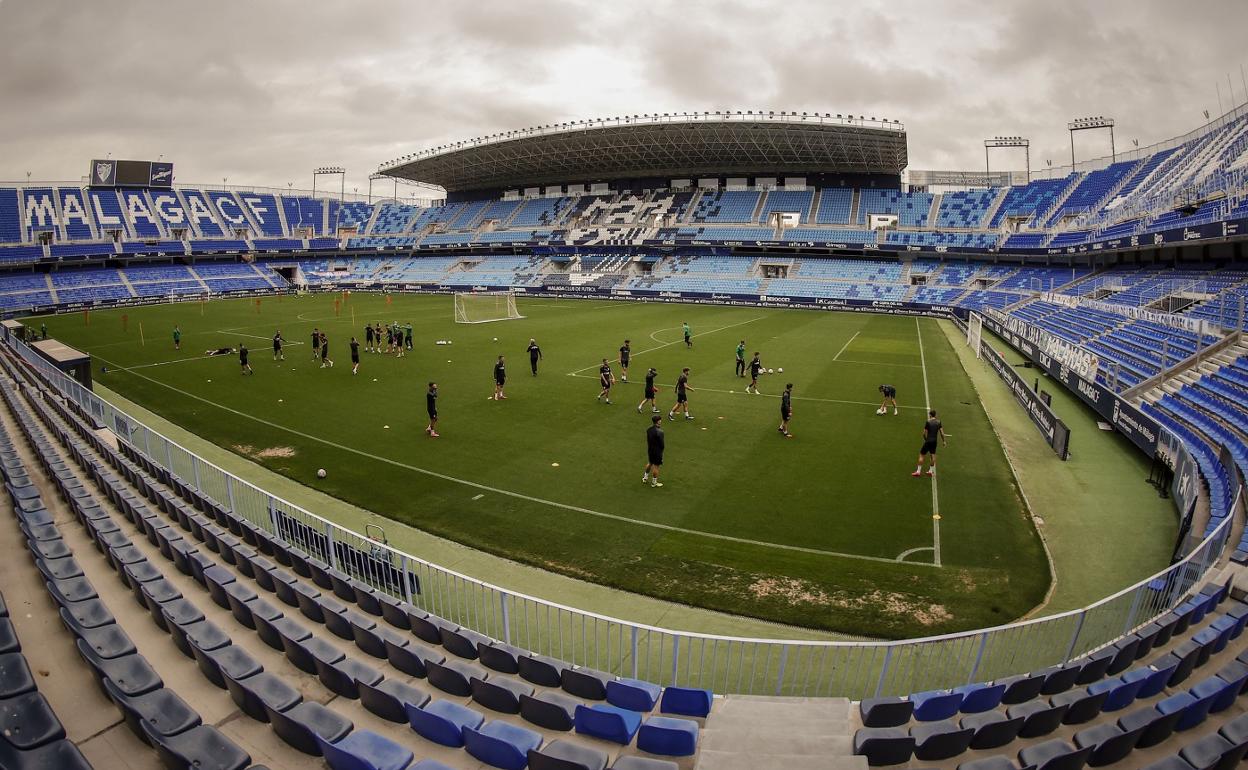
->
1;0;1245;194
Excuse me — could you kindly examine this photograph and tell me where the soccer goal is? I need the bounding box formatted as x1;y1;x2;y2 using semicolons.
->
453;290;524;324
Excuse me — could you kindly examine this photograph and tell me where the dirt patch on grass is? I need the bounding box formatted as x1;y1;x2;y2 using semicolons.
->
749;576;831;605
743;575;951;627
233;444;297;460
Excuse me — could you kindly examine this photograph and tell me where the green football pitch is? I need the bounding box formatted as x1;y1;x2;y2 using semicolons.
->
32;293;1050;638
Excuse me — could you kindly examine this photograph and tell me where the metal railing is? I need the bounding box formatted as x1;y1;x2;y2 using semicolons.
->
6;333;1235;699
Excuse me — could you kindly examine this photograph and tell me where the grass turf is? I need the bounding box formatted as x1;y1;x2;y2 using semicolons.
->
32;293;1050;637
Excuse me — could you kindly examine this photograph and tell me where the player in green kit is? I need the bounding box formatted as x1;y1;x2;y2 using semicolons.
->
173;326;181;350
683;322;692;347
735;340;746;377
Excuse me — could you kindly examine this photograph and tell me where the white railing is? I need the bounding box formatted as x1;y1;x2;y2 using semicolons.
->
6;333;1233;699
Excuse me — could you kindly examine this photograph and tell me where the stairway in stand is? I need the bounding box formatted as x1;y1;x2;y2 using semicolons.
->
695;696;866;770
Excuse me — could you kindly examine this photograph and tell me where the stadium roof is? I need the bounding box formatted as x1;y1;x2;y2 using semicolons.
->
378;113;908;194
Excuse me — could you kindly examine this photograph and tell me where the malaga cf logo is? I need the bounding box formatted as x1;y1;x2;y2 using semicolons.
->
95;163;113;183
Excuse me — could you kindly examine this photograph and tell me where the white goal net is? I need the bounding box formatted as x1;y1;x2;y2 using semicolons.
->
453;290;523;324
966;311;983;359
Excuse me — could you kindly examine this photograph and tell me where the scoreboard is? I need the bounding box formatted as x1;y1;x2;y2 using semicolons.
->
89;159;174;188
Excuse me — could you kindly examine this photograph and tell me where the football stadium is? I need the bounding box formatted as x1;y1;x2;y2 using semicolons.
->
5;3;1248;770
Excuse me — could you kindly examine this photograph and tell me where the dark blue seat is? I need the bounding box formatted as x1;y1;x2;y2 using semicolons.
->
191;643;262;690
0;653;36;699
1088;675;1144;712
255;614;311;652
562;667;611;700
1123;662;1176;699
406;699;485;747
282;633;345;675
912;689;964;721
952;682;1006;713
659;685;713;718
386;638;443;678
961;711;1023;750
610;759;678;770
75;641;162;697
910;719;973;761
575;704;642;745
860;696;914;727
1158;690;1214;732
315;729;415;770
1007;699;1068;738
1118;704;1182;749
471;675;533;714
1180;732;1248;770
478;642;523;674
314;653;382;699
1073;721;1143;767
607;678;661;712
637;715;699;757
427;658;485;697
1017;738;1094;770
464;720;543;770
0;737;93;770
168;618;229;660
518;653;566;688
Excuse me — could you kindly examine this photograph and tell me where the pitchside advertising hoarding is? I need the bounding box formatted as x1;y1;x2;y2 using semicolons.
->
979;312;1160;455
979;338;1071;459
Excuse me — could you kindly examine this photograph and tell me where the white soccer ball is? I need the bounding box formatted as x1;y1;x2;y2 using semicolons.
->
492;337;498;342
767;368;774;374
777;367;784;373
316;468;327;478
877;408;886;415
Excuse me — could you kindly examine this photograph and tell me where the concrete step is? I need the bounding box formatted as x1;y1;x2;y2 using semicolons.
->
696;749;867;770
700;730;852;754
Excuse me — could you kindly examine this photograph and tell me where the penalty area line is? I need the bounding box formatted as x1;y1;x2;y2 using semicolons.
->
567;372;928;410
95;353;939;569
568;315;768;375
832;330;860;361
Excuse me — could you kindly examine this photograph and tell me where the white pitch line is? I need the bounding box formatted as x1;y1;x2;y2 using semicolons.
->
832;330;860;361
95;353;938;568
115;354;222;370
895;546;935;563
568;372;928;410
915;317;942;568
223;331;305;345
568;315;767;375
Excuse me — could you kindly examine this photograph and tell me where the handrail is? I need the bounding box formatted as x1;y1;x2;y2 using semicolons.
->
4;330;1232;697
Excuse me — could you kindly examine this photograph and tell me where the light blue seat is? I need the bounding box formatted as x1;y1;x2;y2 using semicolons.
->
1157;691;1213;732
911;690;963;722
464;720;542;770
315;729;413;770
953;683;1006;714
410;762;455;770
574;704;642;745
405;699;484;747
606;678;661;712
659;686;712;718
637;716;698;757
1088;675;1145;712
1123;663;1176;699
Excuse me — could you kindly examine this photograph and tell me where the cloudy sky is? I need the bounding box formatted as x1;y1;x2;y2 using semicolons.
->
1;0;1245;193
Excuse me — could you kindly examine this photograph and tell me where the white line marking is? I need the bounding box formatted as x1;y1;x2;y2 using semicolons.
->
833;331;860;361
649;326;678;344
916;317;942;567
831;359;922;369
895;546;935;563
471;493;484;501
117;354;221;370
222;330;304;345
568;315;767;375
567;372;928;410
94;353;937;569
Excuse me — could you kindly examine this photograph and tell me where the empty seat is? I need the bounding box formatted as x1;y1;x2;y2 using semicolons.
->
562;667;611;700
607;678;661;712
0;653;36;698
191;643;262;690
314;654;382;699
0;691;66;749
1007;700;1068;738
315;729;415;770
478;642;523;674
102;680;201;741
659;686;712;718
1073;721;1143;767
1118;704;1183;749
637;716;698;757
266;700;353;755
853;727;915;767
0;738;93;770
911;719;973;761
441;626;488;660
518;653;566;687
610;759;678;770
281;634;344;675
912;690;964;721
386;638;443;678
464;720;543;770
406;699;485;748
575;704;642;745
954;682;1006;713
1017;738;1094;770
1051;687;1109;724
255;614;311;652
359;677;430;723
471;675;534;714
527;739;609;770
861;696;914;727
222;670;302;723
962;711;1023;750
520;690;580;731
140;721;251;770
426;658;484;697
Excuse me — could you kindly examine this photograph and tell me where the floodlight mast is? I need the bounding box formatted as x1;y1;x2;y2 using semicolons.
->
312;166;346;200
1067;116;1116;167
984;136;1031;183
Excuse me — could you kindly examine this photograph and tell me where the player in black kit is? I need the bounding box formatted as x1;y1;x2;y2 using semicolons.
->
637;367;660;413
596;359;614;404
425;382;439;437
642;414;665;488
350;337;360;375
912;409;948;477
527;339;542;375
878;384;898;415
493;356;507;400
619;340;631;382
778;383;794;437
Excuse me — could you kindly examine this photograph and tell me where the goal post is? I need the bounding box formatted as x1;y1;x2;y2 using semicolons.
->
453;290;523;324
966;311;983;359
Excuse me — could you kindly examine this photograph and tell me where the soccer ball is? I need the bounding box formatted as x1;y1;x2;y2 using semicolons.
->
777;367;784;373
767;368;774;374
492;337;498;342
316;468;327;478
876;408;886;415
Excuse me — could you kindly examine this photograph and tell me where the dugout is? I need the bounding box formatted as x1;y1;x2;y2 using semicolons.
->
1;320;25;342
31;338;93;390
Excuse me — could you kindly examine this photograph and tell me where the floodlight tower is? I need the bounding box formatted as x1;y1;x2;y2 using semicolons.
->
984;136;1031;183
1067;117;1116;166
312;166;346;200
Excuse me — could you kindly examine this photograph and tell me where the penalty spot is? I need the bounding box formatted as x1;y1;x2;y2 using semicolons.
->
551;462;560;467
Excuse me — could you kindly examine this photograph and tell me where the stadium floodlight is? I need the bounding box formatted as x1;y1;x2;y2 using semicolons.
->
984;136;1031;182
1067;115;1116;164
312;166;346;200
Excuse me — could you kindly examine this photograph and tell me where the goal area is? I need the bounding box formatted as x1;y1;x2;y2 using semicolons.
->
453;290;524;324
